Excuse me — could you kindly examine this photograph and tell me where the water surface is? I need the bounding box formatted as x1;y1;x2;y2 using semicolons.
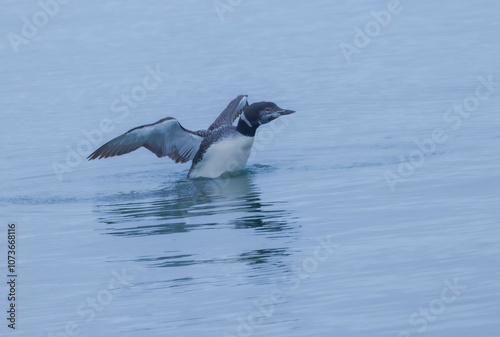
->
1;0;499;336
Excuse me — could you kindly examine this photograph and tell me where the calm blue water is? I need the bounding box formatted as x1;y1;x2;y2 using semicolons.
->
1;1;499;336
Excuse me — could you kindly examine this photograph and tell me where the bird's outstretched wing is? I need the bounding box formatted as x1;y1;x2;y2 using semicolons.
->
87;117;203;163
207;95;248;131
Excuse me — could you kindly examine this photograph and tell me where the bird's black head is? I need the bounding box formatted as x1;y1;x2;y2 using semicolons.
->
237;101;295;137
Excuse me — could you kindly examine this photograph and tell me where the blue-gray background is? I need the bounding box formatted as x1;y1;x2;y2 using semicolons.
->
1;0;499;336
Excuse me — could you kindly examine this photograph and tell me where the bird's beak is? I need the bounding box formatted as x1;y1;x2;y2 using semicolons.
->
277;109;295;115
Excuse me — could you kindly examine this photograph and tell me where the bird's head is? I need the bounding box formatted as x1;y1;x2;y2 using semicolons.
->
240;101;295;127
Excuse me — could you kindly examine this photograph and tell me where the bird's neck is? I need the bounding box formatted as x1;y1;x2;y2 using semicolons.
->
236;119;258;137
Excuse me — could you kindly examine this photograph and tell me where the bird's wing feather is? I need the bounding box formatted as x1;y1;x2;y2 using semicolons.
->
207;95;248;131
87;117;203;163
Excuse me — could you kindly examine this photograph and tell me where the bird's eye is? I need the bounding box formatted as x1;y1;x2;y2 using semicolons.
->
265;108;271;112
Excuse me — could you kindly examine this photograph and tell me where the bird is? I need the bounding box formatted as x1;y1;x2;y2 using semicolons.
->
87;95;295;178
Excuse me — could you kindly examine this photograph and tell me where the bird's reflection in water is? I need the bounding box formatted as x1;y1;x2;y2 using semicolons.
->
135;248;291;269
95;172;296;270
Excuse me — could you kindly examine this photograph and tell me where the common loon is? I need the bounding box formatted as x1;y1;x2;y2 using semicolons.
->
88;95;295;178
